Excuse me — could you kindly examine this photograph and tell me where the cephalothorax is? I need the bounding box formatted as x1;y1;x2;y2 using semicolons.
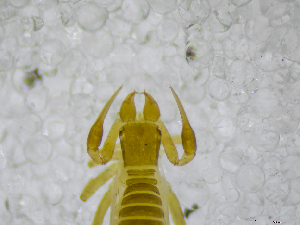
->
80;86;196;225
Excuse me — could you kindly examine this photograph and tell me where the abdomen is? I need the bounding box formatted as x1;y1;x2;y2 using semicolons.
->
115;166;169;225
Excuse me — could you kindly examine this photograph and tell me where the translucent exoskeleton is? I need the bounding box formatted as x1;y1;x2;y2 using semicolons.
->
80;85;196;225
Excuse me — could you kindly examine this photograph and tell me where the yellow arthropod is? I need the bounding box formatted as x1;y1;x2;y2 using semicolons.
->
80;86;196;225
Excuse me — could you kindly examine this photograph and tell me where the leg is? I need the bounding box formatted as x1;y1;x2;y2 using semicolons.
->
92;184;113;225
111;149;122;161
80;162;119;202
171;135;181;144
168;187;186;225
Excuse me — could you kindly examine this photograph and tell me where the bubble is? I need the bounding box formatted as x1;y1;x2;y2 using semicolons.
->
264;1;287;20
172;180;209;208
246;145;262;164
0;211;12;225
269;107;300;134
138;46;164;73
51;156;76;182
263;175;288;204
82;30;114;59
68;93;93;118
251;123;280;152
121;0;149;23
230;88;249;104
181;85;206;104
156;19;178;43
160;101;177;123
244;16;272;43
269;26;299;59
58;2;76;27
32;16;44;31
225;189;240;203
217;100;240;117
15;47;33;68
213;203;236;223
291;5;300;30
50;91;69;114
231;3;254;24
65;121;85;145
77;3;107;32
196;131;216;153
25;86;48;112
270;68;291;85
12;114;42;143
229;0;251;7
236;164;265;193
186;38;214;70
208;9;233;33
93;83;114;103
281;155;300;180
236;107;257;132
23;137;52;164
108;44;134;64
250;88;279;118
0;85;26;118
21;16;44;31
219;146;244;173
222;37;249;60
44;118;66;141
59;49;87;78
147;0;176;14
291;178;300;194
202;167;223;183
18;194;47;224
87;59;105;83
227;60;257;88
211;55;227;79
38;63;58;77
180;63;210;87
178;0;211;23
283;81;300;105
284;189;300;206
152;67;181;89
0;50;13;71
208;79;231;101
106;64;130;86
40;40;65;66
70;77;93;95
42;182;63;205
107;18;131;38
211;117;236;142
290;62;300;81
0;25;5;40
95;0;116;7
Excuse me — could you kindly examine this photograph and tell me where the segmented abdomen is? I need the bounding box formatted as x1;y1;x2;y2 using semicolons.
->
118;168;165;225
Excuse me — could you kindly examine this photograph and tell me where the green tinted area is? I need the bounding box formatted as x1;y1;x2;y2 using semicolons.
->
184;204;199;218
5;199;9;211
23;68;42;88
